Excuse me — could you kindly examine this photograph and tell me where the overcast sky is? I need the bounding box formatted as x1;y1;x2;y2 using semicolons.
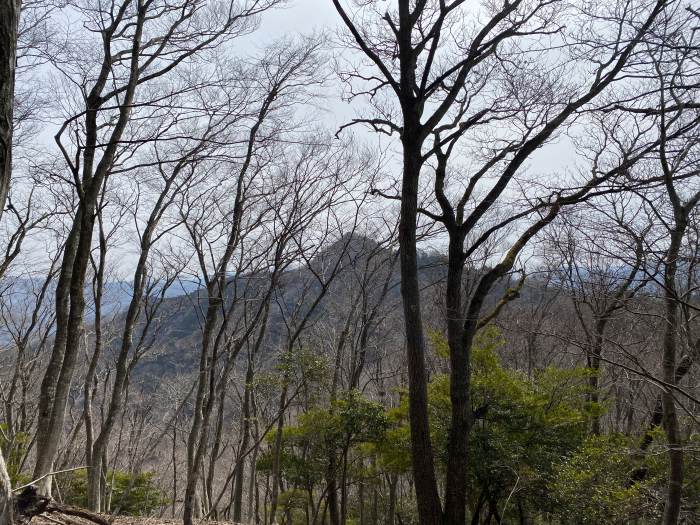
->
254;1;575;175
261;1;340;36
20;0;577;280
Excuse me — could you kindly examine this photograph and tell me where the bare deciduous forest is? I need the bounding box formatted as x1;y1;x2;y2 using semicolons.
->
0;0;699;524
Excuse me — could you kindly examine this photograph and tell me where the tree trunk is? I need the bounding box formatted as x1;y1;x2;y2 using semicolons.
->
232;358;254;522
340;445;349;525
36;200;103;495
661;223;685;525
386;474;397;525
248;401;262;524
172;426;177;518
33;216;81;495
269;385;288;524
85;215;107;512
86;183;169;511
325;461;340;525
589;327;605;436
34;2;146;493
398;130;442;525
0;0;20;221
358;475;364;525
0;450;12;525
183;292;222;525
444;232;469;525
636;353;694;460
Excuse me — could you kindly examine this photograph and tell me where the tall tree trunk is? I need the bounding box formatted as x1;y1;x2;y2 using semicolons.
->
33;2;146;492
358;474;364;525
637;354;694;458
248;398;261;524
371;476;378;525
326;463;340;525
339;445;349;525
386;474;397;525
269;385;287;524
172;426;178;518
589;327;605;435
35;207;102;495
87;161;178;511
661;222;685;525
85;212;107;511
398;131;442;525
183;293;222;525
444;232;469;525
0;0;20;220
231;358;254;522
326;306;354;525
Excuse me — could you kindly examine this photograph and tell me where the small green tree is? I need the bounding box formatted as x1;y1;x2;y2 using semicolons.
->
58;469;168;516
258;390;389;523
0;425;31;486
394;327;600;522
550;434;660;524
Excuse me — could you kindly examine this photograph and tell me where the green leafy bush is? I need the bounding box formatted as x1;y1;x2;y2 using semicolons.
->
549;434;660;524
0;425;32;486
58;468;168;516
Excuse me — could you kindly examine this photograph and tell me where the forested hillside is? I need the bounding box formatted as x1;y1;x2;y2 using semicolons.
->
0;1;699;525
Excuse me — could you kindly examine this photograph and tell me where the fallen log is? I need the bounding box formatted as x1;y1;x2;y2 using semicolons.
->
14;487;110;525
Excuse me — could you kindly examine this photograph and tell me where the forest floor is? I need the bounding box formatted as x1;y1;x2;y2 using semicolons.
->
31;516;239;525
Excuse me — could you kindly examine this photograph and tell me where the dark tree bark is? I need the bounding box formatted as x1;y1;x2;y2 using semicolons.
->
86;127;214;512
33;1;147;493
398;130;442;524
660;221;685;525
231;355;256;522
0;0;20;220
657;126;700;525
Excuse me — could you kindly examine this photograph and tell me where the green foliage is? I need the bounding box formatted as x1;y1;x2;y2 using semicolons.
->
421;326;601;520
276;488;310;523
255;346;331;400
258;390;390;522
59;468;168;516
373;402;412;474
550;431;700;524
549;434;658;524
260;326;700;524
0;425;32;486
277;346;330;388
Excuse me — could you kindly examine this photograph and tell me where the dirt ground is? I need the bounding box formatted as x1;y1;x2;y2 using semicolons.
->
31;516;239;525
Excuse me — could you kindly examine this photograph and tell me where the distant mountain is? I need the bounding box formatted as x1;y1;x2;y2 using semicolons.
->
2;236;511;383
121;234;413;381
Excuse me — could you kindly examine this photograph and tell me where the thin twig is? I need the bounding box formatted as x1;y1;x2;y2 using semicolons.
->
501;469;520;519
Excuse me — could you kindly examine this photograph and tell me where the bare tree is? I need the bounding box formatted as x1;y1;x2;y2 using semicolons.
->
265;142;376;524
544;202;652;434
651;86;700;525
32;0;284;496
605;8;700;521
177;36;326;525
82;81;244;512
332;1;678;522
